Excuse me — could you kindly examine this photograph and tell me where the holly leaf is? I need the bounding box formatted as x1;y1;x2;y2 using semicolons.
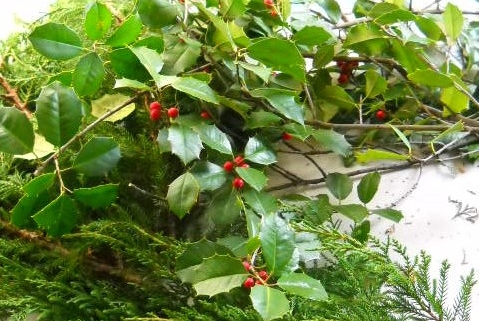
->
311;129;352;157
250;285;290;321
251;88;304;124
206;186;242;225
357;172;380;204
334;204;369;223
293;26;332;46
23;173;55;195
29;23;83;60
105;15;143;47
365;69;387;98
242;188;278;215
326;173;353;200
73;184;119;209
260;214;295;277
73;52;105;96
191;161;227;191
193;124;233;155
32;194;79;237
171;77;219;104
84;1;112;40
443;3;463;44
235;167;268;191
176;239;234;270
0;107;34;155
91;93;136;122
137;0;179;29
408;70;453;88
168;124;203;165
167;172;200;218
244;136;277;165
130;46;164;84
73;137;121;176
356;149;410;163
277;273;328;301
372;208;403;223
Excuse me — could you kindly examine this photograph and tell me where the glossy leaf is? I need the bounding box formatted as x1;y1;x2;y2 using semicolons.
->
344;23;389;55
248;38;305;82
326;172;353;200
196;3;236;50
250;285;290;321
315;0;341;24
246;111;282;129
0;107;34;155
408;70;453;88
277;273;328;301
219;0;247;19
313;44;335;68
194;124;233;155
73;137;121;176
137;0;179;29
130;46;164;83
317;85;356;116
244;136;277;165
32;194;79;237
162;40;202;75
440;86;468;116
334;204;369;223
191;161;227;191
356;149;410;163
245;209;261;239
15;133;55;160
206;186;242;225
73;184;119;209
170;77;219;104
238;62;272;83
443;3;463;43
110;48;150;81
29;23;83;60
235;167;268;191
105;15;143;47
372;208;403;223
304;194;333;224
168;124;203;165
365;69;387;98
415;17;444;41
73;52;105;96
357;172;380;204
242;188;278;215
293;26;332;46
217;236;248;257
282;123;313;141
36;81;83;147
311;129;352;157
11;191;52;228
84;2;112;40
368;3;416;25
91;93;135;122
251;88;304;124
23;173;55;195
260;214;295;277
177;255;247;297
176;239;234;270
114;78;150;91
167;172;200;218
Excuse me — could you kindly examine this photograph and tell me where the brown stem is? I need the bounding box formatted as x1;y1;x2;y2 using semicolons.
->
0;74;32;118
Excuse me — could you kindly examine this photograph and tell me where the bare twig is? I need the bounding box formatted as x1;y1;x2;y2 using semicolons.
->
0;74;32;118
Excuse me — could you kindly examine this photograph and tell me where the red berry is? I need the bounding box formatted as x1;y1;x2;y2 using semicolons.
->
336;60;346;68
242;261;251;271
263;0;273;8
282;132;292;141
150;108;161;121
338;73;349;84
200;110;211;119
243;277;255;288
258;270;269;280
149;101;161;111
167;107;179;118
349;61;359;68
233;177;245;189
240;163;250;169
376;110;387;121
270;9;278;17
234;155;245;166
223;161;234;172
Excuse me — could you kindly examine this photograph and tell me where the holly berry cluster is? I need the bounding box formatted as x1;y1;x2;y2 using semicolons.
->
336;60;358;84
149;101;180;121
224;156;249;189
263;0;277;17
242;260;270;288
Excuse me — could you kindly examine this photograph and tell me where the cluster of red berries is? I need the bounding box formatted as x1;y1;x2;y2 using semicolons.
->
242;261;269;288
149;101;180;121
336;60;359;85
263;0;277;17
224;156;249;189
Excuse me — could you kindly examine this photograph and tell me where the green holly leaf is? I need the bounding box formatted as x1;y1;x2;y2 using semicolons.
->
277;273;328;301
11;191;52;228
137;0;179;29
246;111;282;129
36;82;83;147
29;23;83;60
73;184;119;209
355;149;410;163
167;172;200;219
0;107;34;155
105;15;143;47
191;161;227;191
251;88;304;125
91;93;136;122
408;70;453;88
168;124;203;165
161;40;202;75
368;3;416;25
311;129;352;157
244;137;277;165
130;46;164;84
32;194;79;237
242;188;278;215
372;208;403;223
248;38;305;82
315;0;341;23
326;173;353;201
73;52;105;96
84;1;112;40
176;239;234;270
177;255;247;297
440;86;469;116
250;285;290;321
357;172;380;204
334;204;369;223
365;69;387;98
194;124;233;155
171;77;220;104
238;62;272;84
344;23;389;55
23;173;55;195
293;26;332;46
73;137;121;176
206;186;242;225
235;167;268;191
443;3;463;44
260;214;295;277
